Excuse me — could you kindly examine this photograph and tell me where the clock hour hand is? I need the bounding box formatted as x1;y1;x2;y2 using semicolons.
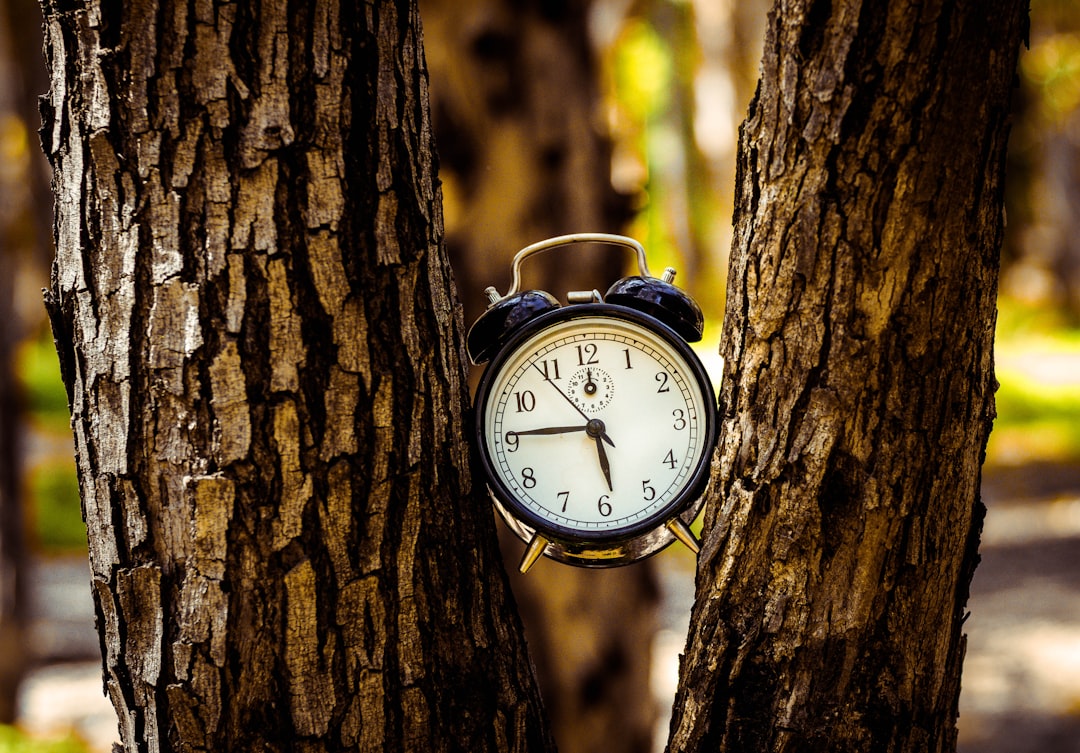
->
593;434;613;491
585;418;614;491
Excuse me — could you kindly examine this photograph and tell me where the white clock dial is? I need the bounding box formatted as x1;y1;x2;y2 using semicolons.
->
478;313;713;539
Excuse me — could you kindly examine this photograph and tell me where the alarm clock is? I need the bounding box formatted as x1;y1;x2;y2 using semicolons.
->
467;234;718;572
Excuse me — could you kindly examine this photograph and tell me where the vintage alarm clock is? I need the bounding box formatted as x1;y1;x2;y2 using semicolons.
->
467;233;718;572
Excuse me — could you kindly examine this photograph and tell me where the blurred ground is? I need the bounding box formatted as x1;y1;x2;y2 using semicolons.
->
957;463;1080;753
17;556;114;751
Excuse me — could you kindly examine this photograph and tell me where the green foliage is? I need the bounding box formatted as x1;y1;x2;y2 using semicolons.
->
1019;0;1080;124
990;369;1080;465
604;3;730;329
17;325;84;553
608;12;692;293
17;328;70;433
1022;31;1080;124
988;300;1080;465
613;19;673;123
27;457;86;554
0;726;88;753
995;369;1080;428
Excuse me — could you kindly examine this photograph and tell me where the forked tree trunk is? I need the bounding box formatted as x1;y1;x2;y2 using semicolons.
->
668;1;1027;751
39;1;552;750
40;0;1031;750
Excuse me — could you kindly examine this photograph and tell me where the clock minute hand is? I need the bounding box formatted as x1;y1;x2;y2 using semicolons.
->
510;425;587;437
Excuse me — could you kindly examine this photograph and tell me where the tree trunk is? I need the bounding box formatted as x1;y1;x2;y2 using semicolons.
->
669;1;1027;751
39;1;552;751
421;3;657;752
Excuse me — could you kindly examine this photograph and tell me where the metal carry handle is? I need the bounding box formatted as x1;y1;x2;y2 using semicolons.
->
495;233;652;301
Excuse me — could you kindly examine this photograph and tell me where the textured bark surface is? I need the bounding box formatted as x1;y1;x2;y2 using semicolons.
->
669;1;1027;751
40;1;552;751
421;3;656;753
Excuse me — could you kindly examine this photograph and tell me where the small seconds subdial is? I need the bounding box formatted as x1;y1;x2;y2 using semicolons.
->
567;367;614;413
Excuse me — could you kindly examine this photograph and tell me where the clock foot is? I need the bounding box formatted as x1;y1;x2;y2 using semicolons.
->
667;518;700;555
519;533;550;573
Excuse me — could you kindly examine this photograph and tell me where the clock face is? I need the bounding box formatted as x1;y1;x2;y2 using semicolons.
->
475;306;716;541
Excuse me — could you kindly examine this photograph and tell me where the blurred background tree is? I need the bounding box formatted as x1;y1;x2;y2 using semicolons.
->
0;0;52;725
421;2;655;751
419;2;763;751
1004;0;1080;326
0;9;27;722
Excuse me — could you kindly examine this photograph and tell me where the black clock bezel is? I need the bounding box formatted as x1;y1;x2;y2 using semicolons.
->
473;303;718;545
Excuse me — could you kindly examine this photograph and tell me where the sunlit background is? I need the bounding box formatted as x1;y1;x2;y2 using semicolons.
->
1;0;1079;751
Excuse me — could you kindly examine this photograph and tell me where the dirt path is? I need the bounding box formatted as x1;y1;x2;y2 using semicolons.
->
958;463;1080;753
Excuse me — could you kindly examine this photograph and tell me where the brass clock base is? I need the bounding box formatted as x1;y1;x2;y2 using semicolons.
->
518;533;550;573
666;518;701;555
493;493;705;572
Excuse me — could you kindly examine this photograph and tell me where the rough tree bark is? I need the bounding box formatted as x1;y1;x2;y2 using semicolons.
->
40;1;552;751
668;1;1027;751
420;3;657;752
